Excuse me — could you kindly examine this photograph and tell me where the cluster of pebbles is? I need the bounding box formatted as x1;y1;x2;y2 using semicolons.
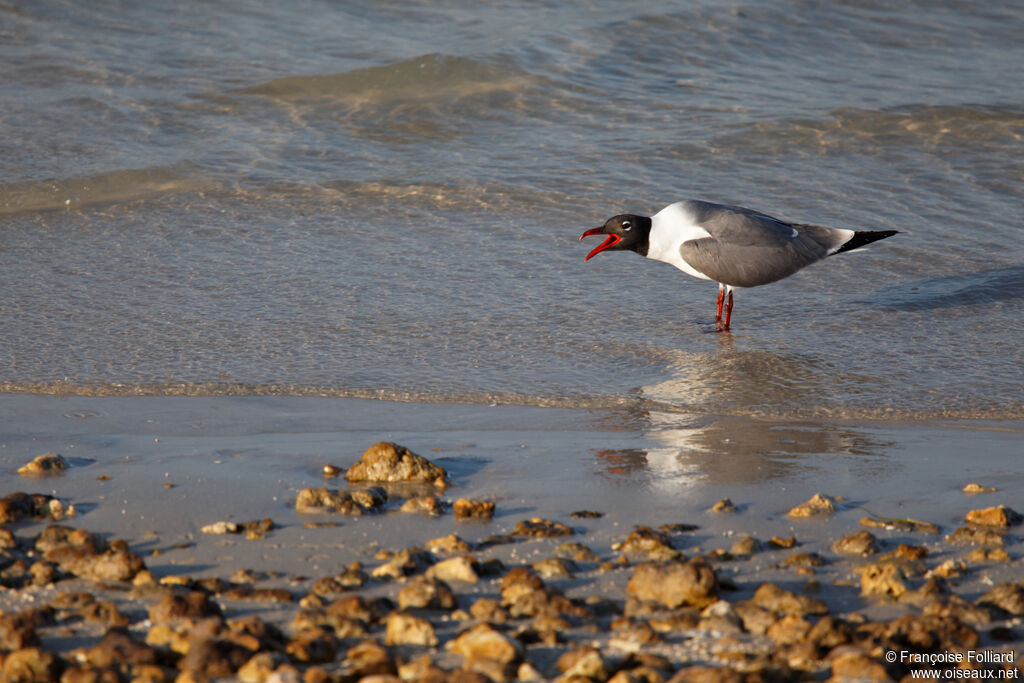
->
1;443;1022;682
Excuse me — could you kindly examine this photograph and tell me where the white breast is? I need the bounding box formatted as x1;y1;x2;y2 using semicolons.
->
646;202;713;281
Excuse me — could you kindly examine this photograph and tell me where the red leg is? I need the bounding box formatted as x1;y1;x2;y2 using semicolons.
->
722;290;734;331
715;286;724;323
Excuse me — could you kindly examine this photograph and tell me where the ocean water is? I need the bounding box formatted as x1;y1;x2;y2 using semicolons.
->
2;0;1022;420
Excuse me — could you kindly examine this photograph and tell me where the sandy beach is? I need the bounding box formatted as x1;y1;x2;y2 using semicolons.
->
1;395;1022;680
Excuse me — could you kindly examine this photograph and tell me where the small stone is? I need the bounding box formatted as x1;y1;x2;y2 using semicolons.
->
711;498;737;514
370;547;434;580
627;558;718;609
859;515;939;534
224;586;293;602
781;552;825;568
554;542;601;563
729;536;761;556
322;464;342;478
499;567;546;605
531;558;575;579
946;526;1005;546
201;521;241;535
556;645;607;679
336;563;368;588
238;652;287;683
148;591;222;623
659;523;700;534
28;561;57;587
425;555;480;583
927;559;969;578
617;526;680;559
0;610;47;650
448;622;523;665
922;595;991;624
766;614;812;645
517;661;545;681
241;518;275;538
832;530;878;556
829;649;892;682
767;536;797;549
976;583;1024;617
698;600;743;634
2;646;60;681
230;568;264;584
967;547;1011;563
384;611;438;646
750;583;828;616
666;665;745;682
286;627;337;664
858;562;909;599
17;452;68;477
470;598;508;624
512;517;573;538
733;601;776;635
965;505;1022;527
453;498;496;520
397;654;446;681
886;543;927;560
427;534;473;554
962;482;996;494
346;442;447;484
570;510;603;519
398;576;457;610
295;487;384;515
83;628;159;670
45;542;146;583
344;639;396;678
787;493;836;517
399;496;442;515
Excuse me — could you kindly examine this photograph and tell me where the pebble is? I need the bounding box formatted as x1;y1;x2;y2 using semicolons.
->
512;517;573;537
425;555;480;583
710;497;737;513
384;611;438;646
965;504;1023;527
787;492;836;517
17;452;68;477
831;530;879;556
453;497;496;520
345;441;448;484
398;495;442;515
627;558;718;609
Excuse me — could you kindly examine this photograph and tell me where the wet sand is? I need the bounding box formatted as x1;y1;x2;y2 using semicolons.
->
1;395;1022;679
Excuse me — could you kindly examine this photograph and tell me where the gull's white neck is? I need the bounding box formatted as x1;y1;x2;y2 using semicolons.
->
645;202;713;281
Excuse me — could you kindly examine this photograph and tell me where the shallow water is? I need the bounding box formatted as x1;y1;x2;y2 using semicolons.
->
2;1;1022;419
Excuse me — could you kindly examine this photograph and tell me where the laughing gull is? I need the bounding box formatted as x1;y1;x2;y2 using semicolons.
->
580;200;897;331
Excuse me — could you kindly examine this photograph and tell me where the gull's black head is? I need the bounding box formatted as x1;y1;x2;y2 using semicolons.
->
579;213;651;261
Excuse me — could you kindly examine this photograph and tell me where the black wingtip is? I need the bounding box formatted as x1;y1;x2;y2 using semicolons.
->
833;229;899;255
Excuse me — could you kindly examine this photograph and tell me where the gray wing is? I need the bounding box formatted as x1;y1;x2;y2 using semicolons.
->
679;201;848;287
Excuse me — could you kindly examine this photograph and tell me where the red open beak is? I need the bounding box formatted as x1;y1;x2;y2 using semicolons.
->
580;228;621;261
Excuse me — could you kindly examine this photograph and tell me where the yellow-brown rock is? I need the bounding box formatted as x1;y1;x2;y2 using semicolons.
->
453;498;496;520
346;442;447;483
627;558;718;609
787;493;836;518
384;611;438;647
17;452;67;477
965;505;1022;527
448;622;522;665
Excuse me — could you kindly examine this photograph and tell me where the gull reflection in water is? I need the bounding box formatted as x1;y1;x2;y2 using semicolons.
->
593;348;891;489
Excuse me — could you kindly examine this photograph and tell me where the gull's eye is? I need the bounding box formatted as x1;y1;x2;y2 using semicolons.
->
622;220;632;231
